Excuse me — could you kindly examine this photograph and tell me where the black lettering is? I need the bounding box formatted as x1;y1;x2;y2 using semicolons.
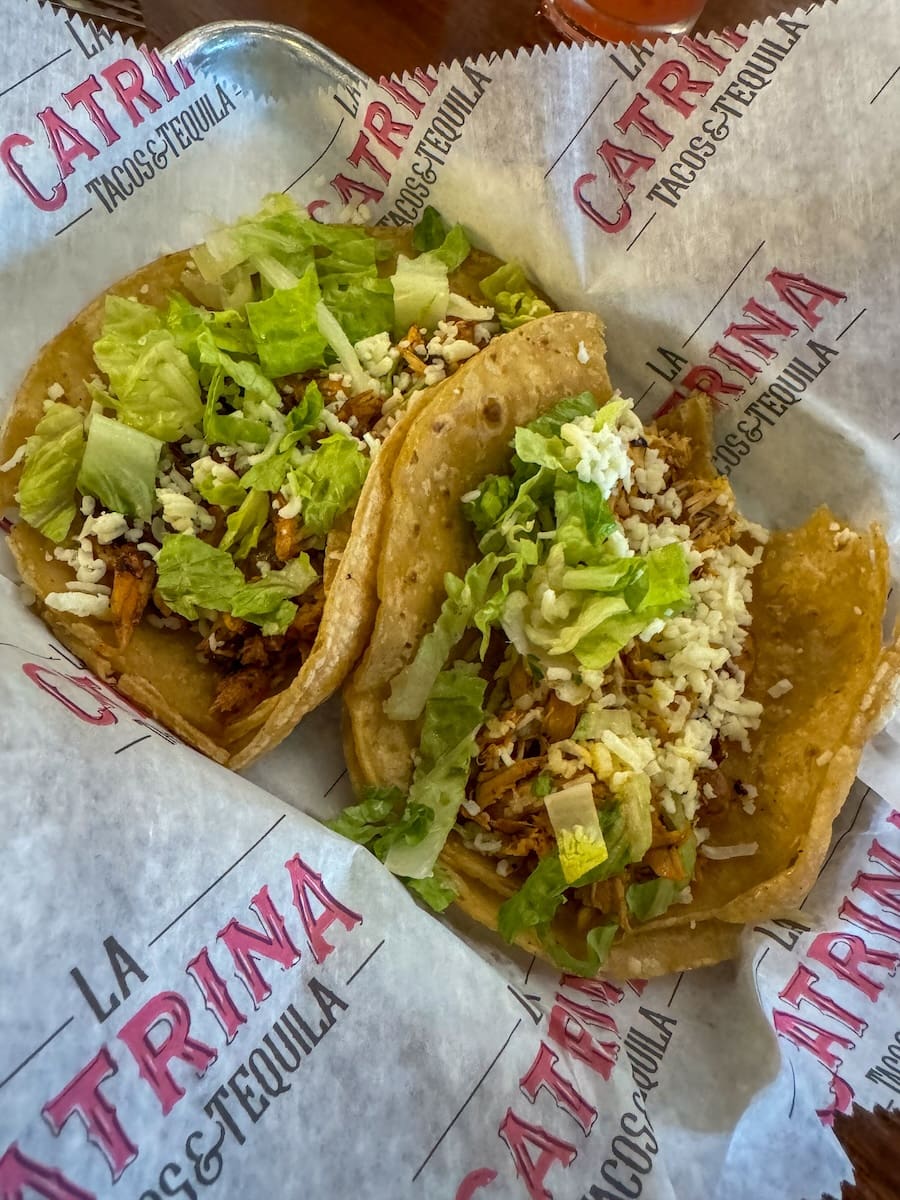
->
263;1022;304;1073
646;347;688;382
216;81;237;116
600;1159;641;1199
807;339;839;369
775;17;809;45
158;1162;197;1200
185;1121;227;1188
204;1086;246;1146
308;976;348;1031
461;63;491;97
71;933;147;1023
638;1007;677;1042
84;175;116;214
611;1134;653;1174
249;1048;291;1098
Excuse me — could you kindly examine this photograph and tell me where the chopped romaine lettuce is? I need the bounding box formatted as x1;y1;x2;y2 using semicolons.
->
16;402;85;543
626;833;697;923
383;667;486;879
93;296;203;441
413;206;449;253
196;330;281;409
230;555;318;635
284;434;368;538
219;488;269;561
240;451;292;494
279;382;324;452
391;253;449;337
478;262;552;331
385;555;500;722
406;868;458;912
245;265;329;377
77;413;161;520
154;534;244;620
314;301;373;394
202;368;270;447
166;294;255;365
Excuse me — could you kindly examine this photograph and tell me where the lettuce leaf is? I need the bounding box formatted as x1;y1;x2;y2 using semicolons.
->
412;206;449;253
406;868;458;912
626;833;697;923
279;382;323;452
245;265;329;377
391;253;448;336
479;262;553;331
383;667;486;880
219;488;269;560
321;275;394;346
155;534;243;619
385;555;500;722
284;434;368;537
202;368;270;448
16;402;85;543
196;330;281;409
166;294;255;365
497;804;630;946
230;555;318;635
93;296;203;441
240;451;293;494
77;413;161;520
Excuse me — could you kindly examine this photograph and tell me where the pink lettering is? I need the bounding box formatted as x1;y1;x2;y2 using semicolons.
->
36;107;99;179
772;1009;854;1072
839;897;900;944
778;965;867;1035
285;854;362;963
548;1004;618;1081
765;269;846;330
646;59;713;116
118;991;216;1115
186;947;246;1043
99;59;162;128
62;78;119;148
596;139;656;198
614;96;673;150
708;340;762;381
0;1144;93;1199
22;665;117;725
363;100;413;158
498;1110;576;1200
347;132;392;184
218;885;301;1006
723;298;798;362
573;172;631;234
42;1048;136;1182
520;1043;597;1134
1;133;66;212
330;172;384;205
807;931;899;1001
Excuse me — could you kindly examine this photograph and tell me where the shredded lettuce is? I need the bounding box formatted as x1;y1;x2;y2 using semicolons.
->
279;382;324;452
202;368;270;448
93;296;203;441
219;488;270;561
196;330;281;409
16;402;85;543
230;555;318;635
245;265;329;377
284;434;368;538
240;451;292;494
391;253;449;337
497;804;630;953
326;785;458;912
314;300;373;394
77;413;161;521
479;262;553;331
383;667;487;880
626;833;697;923
166;294;255;365
412;206;449;253
385;555;500;722
154;534;244;620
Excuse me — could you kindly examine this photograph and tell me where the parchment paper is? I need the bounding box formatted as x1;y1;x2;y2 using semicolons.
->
2;2;900;1197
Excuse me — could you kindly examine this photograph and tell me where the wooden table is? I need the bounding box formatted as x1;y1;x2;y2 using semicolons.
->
132;0;802;79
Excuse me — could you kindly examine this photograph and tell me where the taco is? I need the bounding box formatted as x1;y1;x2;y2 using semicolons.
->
339;312;900;977
0;197;552;767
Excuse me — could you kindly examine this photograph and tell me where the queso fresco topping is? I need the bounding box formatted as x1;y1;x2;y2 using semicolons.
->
332;393;772;972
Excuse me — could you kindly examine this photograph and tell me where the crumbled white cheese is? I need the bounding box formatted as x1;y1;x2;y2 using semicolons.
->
576;340;591;364
156;489;216;535
496;859;514;877
45;591;110;618
84;512;128;545
700;842;759;860
354;332;398;379
767;678;793;699
47;382;65;401
560;415;632;497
